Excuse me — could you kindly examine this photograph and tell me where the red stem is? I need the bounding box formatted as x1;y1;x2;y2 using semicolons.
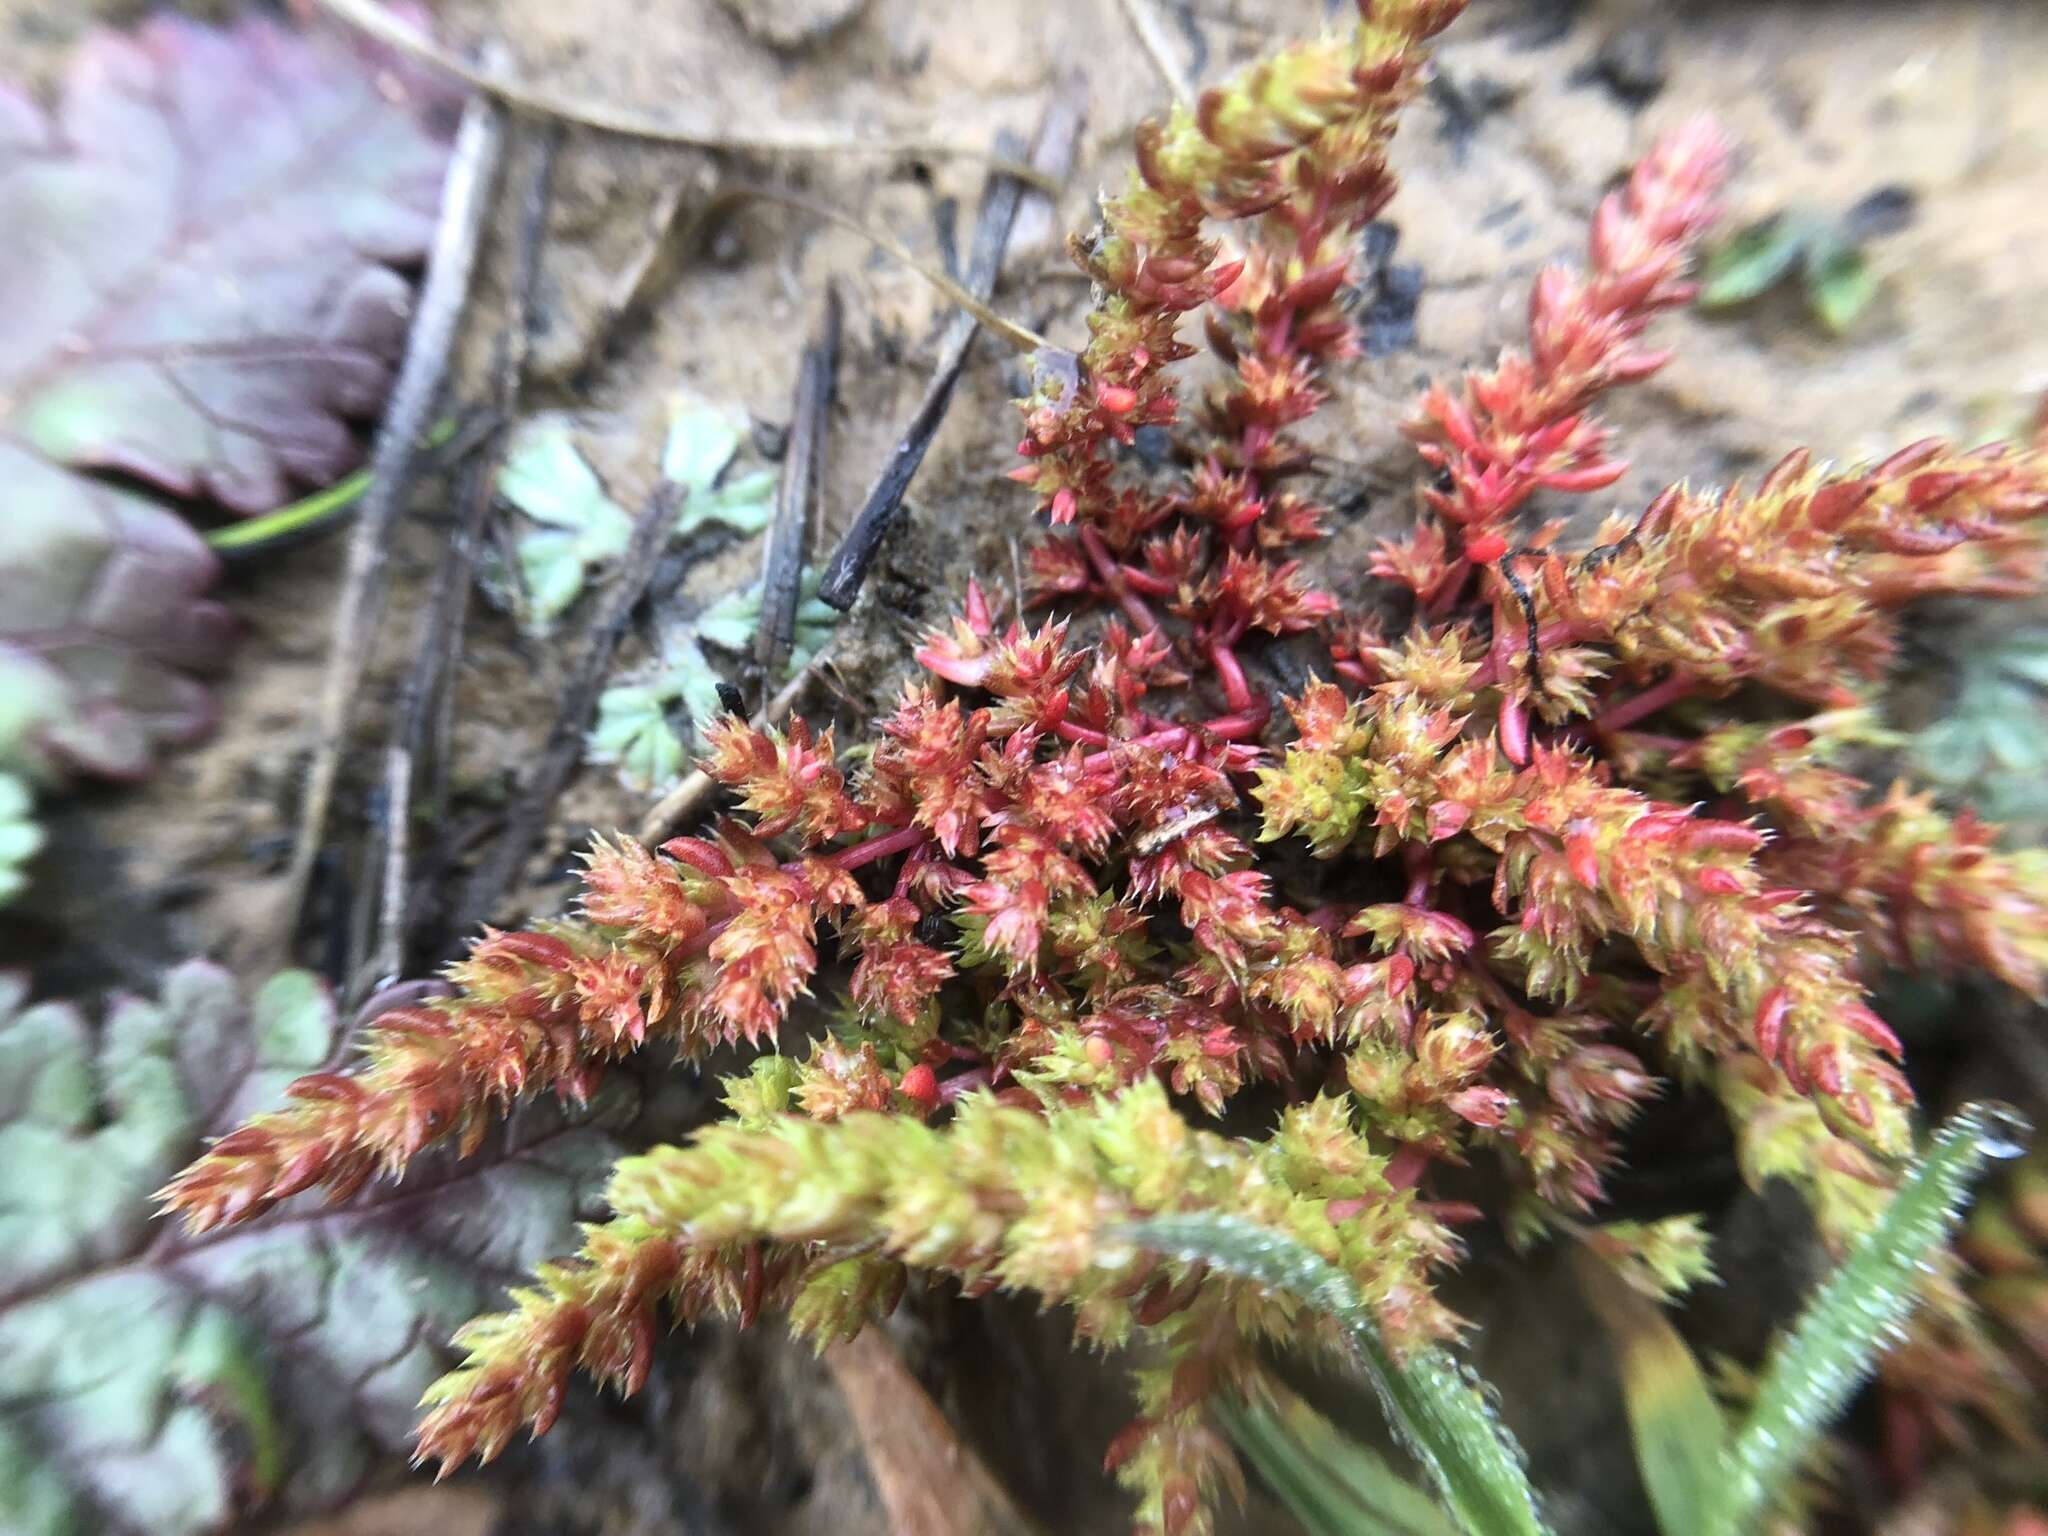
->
1592;673;1697;735
1079;523;1164;636
1421;556;1472;620
834;823;931;873
1385;1143;1431;1190
1210;638;1253;714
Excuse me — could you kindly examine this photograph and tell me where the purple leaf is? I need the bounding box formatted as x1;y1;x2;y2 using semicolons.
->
0;963;702;1534
0;14;456;783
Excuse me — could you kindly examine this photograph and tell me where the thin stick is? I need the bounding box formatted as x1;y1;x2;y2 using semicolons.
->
370;130;562;985
315;0;1058;191
707;185;1052;355
431;126;562;822
456;484;679;935
755;287;842;679
816;88;1086;610
1118;0;1195;105
824;1329;1040;1536
635;640;838;845
282;86;505;948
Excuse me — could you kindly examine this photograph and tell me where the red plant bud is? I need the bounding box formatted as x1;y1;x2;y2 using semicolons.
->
1760;449;1813;498
1542;459;1629;494
1282;258;1353;312
1427;801;1472;842
1097;383;1139;415
1565;821;1601;886
1498;693;1531;767
1805;477;1874;531
1806;1045;1845;1097
1448;1085;1513;1128
1841;1005;1904;1059
1465;531;1509;564
1694;866;1743;896
660;837;735;879
1753;986;1790;1063
1051;487;1079;525
1906;471;1968;510
1102;1417;1154;1473
1876;437;1945;479
478;930;578;972
899;1063;941;1110
964;577;993;635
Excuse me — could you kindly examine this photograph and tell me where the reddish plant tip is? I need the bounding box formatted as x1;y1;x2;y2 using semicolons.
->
898;1063;941;1110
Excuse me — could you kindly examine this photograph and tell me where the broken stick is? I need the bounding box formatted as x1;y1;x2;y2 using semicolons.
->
815;88;1086;610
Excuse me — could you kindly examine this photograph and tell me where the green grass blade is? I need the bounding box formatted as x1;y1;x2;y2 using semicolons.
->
1705;1101;2030;1536
1574;1250;1726;1535
1220;1389;1459;1536
1125;1213;1551;1536
205;419;458;557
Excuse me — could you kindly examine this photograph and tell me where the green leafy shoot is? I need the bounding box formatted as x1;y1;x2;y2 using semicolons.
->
664;399;777;539
0;772;40;905
1219;1388;1457;1536
1124;1212;1551;1536
1574;1249;1726;1536
500;417;637;632
1802;233;1877;336
696;572;841;675
203;419;457;558
1698;215;1814;309
588;634;732;794
1912;626;2048;833
1698;208;1883;333
1704;1101;2030;1536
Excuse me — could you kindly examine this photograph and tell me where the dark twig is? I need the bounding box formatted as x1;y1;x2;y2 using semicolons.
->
816;88;1086;610
429;127;563;820
635;640;840;846
456;483;679;935
368;129;561;988
756;285;842;679
283;85;505;949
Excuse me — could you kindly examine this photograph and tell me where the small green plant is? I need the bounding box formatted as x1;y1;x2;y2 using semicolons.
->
1698;189;1912;334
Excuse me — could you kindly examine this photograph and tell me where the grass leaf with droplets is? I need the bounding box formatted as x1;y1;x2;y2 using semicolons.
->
1219;1388;1458;1536
1705;1101;2029;1536
1125;1212;1550;1536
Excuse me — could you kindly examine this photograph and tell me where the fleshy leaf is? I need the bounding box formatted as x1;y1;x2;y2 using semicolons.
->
500;416;637;632
1126;1212;1551;1536
0;964;678;1535
0;14;452;783
0;773;40;905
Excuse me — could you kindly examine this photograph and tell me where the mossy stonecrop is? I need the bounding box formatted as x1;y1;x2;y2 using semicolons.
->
163;2;2048;1530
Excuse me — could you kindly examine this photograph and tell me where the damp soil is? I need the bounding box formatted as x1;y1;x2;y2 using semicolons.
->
6;0;2047;1532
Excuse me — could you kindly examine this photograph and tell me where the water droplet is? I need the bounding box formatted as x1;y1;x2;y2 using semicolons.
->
1968;1100;2032;1159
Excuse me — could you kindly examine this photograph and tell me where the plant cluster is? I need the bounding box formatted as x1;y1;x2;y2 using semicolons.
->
163;3;2048;1531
